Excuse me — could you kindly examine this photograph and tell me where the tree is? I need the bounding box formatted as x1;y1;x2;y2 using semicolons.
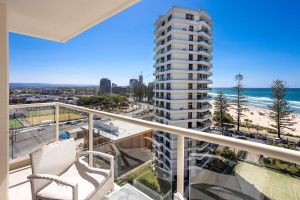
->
213;111;234;124
214;92;231;134
133;85;145;102
268;80;296;138
146;83;154;104
232;73;248;131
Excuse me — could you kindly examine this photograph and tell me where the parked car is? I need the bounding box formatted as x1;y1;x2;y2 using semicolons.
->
237;136;247;140
254;134;262;139
38;127;46;131
261;136;267;141
281;139;288;144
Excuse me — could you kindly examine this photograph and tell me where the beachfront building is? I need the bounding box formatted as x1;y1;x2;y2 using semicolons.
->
153;6;213;177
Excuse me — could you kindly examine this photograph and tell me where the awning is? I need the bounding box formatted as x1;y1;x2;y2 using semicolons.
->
0;0;139;42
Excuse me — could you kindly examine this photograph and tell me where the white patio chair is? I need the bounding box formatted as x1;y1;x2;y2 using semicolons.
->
27;138;114;200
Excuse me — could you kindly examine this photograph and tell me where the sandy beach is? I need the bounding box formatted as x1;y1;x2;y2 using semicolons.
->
211;101;300;137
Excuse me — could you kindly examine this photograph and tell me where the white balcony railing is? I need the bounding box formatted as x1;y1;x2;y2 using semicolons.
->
9;102;300;199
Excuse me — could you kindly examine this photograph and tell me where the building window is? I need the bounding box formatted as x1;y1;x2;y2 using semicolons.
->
197;112;201;119
166;103;170;110
196;122;200;127
186;14;194;20
167;83;171;90
189;44;193;51
188;102;193;109
167;35;171;41
189;35;193;41
167;26;171;32
197;74;202;80
188;73;193;80
188;140;193;147
197;83;202;89
167;14;172;21
197;102;202;109
188;122;192;128
167;93;171;100
166;150;170;158
167;64;171;70
188;112;192;119
198;36;203;42
161;21;165;26
166;73;171;80
167;45;171;51
197;64;202;70
161;31;165;36
188;93;193;99
166;160;170;168
189;64;193;70
189;25;194;31
197;55;202;61
167;54;171;61
188;83;193;90
189;54;193;61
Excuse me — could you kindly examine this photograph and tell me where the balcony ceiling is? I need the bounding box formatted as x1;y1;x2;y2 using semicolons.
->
0;0;139;42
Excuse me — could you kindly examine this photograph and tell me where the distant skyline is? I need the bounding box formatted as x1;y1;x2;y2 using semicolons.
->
9;0;300;87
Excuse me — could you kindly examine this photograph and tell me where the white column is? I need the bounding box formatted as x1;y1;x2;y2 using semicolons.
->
176;135;185;195
0;3;9;199
88;113;94;166
55;103;59;140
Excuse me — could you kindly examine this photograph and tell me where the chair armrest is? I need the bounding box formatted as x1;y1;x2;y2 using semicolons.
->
28;174;78;200
77;151;114;177
174;192;186;200
77;151;114;160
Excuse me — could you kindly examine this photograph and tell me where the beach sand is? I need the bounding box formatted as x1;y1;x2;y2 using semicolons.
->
210;101;300;137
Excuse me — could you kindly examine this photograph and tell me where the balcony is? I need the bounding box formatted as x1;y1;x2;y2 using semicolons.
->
154;69;213;77
7;102;300;200
153;59;212;69
154;38;212;54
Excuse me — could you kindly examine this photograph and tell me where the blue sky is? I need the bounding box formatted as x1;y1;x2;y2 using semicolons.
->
9;0;300;87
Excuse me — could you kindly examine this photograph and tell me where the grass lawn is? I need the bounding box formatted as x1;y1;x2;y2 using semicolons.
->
116;164;172;195
137;169;171;195
27;108;80;117
235;162;300;200
27;109;54;117
116;164;150;186
9;119;24;129
25;113;82;125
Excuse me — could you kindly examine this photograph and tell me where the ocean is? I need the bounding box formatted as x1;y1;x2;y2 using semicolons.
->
211;88;300;115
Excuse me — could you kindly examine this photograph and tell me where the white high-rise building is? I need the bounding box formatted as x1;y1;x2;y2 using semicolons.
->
153;6;213;178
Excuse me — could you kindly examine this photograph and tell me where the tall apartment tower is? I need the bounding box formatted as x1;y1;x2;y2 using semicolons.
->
138;74;143;86
99;78;111;95
153;6;213;178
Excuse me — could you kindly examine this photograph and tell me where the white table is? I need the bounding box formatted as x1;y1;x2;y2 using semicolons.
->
105;184;153;200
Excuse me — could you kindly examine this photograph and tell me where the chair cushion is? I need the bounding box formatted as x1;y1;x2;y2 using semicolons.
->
37;161;110;200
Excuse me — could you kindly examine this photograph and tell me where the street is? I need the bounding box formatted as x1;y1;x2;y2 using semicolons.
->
9;120;87;159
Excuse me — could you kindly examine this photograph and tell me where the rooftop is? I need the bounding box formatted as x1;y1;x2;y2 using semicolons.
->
91;119;152;141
